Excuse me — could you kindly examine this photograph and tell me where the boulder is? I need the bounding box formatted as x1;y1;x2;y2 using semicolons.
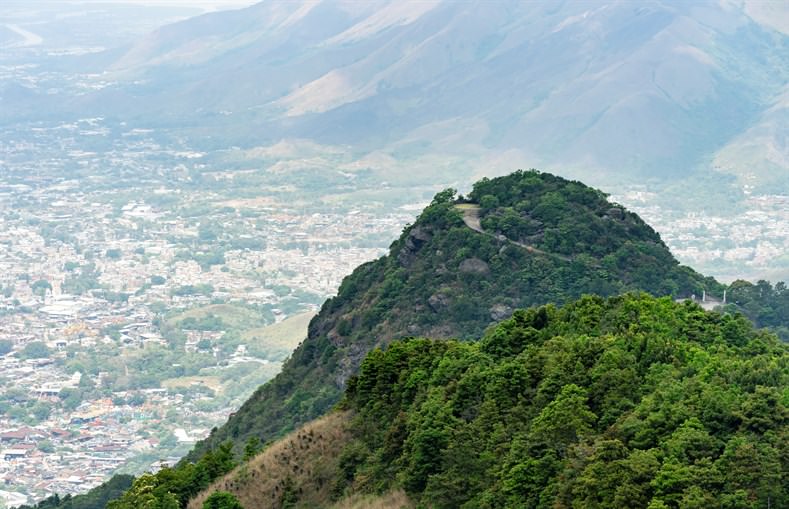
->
490;303;513;321
459;257;490;275
398;226;434;267
428;293;451;312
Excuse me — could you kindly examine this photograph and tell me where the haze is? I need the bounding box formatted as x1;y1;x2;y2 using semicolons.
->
0;1;787;506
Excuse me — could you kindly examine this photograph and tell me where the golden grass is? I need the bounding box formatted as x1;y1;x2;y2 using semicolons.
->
330;490;413;509
187;410;352;509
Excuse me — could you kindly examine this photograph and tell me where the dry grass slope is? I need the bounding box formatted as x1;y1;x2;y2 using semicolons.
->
188;411;351;509
330;490;413;509
241;311;315;352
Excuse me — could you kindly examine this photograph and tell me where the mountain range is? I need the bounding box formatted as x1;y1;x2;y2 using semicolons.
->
43;0;789;188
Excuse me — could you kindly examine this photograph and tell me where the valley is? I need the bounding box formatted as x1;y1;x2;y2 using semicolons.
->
0;1;787;507
0;117;417;503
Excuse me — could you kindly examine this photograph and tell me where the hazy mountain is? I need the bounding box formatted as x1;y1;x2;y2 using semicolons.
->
70;0;789;184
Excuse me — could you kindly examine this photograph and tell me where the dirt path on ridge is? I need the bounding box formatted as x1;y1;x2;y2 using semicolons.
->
456;204;572;262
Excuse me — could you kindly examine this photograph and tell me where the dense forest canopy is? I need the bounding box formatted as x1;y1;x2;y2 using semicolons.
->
339;294;787;508
470;171;662;257
726;279;789;340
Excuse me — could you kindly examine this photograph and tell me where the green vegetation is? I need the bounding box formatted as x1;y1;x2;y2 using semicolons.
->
0;340;13;355
20;341;51;359
177;295;788;509
106;443;236;509
202;492;243;509
61;263;101;295
26;171;788;509
336;294;787;508
241;311;314;361
171;284;215;297
726;280;789;340
32;279;52;297
166;304;269;332
190;171;714;459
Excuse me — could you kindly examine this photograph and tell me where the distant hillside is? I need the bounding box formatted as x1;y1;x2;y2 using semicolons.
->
46;0;789;186
191;294;786;508
188;170;717;459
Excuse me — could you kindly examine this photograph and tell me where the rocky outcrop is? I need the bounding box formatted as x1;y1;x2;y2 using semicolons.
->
489;303;513;321
459;257;490;275
398;226;433;267
428;293;451;312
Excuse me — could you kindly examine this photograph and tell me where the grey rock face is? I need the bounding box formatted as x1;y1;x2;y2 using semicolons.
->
428;293;451;312
398;226;433;267
459;257;490;275
490;303;513;321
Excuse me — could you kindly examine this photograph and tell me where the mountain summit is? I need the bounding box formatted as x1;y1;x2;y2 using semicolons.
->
189;170;716;458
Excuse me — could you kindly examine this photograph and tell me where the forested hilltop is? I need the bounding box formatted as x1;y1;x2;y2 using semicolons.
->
189;170;717;459
122;294;787;509
336;294;787;508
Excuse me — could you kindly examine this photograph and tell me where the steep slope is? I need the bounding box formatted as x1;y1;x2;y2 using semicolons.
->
189;170;717;459
190;294;787;508
187;411;353;509
47;0;789;182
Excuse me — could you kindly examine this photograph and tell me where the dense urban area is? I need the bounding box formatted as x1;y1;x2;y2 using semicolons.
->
615;189;789;282
0;117;419;506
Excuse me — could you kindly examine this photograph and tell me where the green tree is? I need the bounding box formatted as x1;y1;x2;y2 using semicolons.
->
0;340;13;355
21;341;51;359
31;279;52;298
530;384;597;456
203;491;244;509
59;387;83;410
31;401;52;421
242;436;261;462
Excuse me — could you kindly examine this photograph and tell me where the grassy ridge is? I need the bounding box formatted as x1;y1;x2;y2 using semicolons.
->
240;311;315;353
